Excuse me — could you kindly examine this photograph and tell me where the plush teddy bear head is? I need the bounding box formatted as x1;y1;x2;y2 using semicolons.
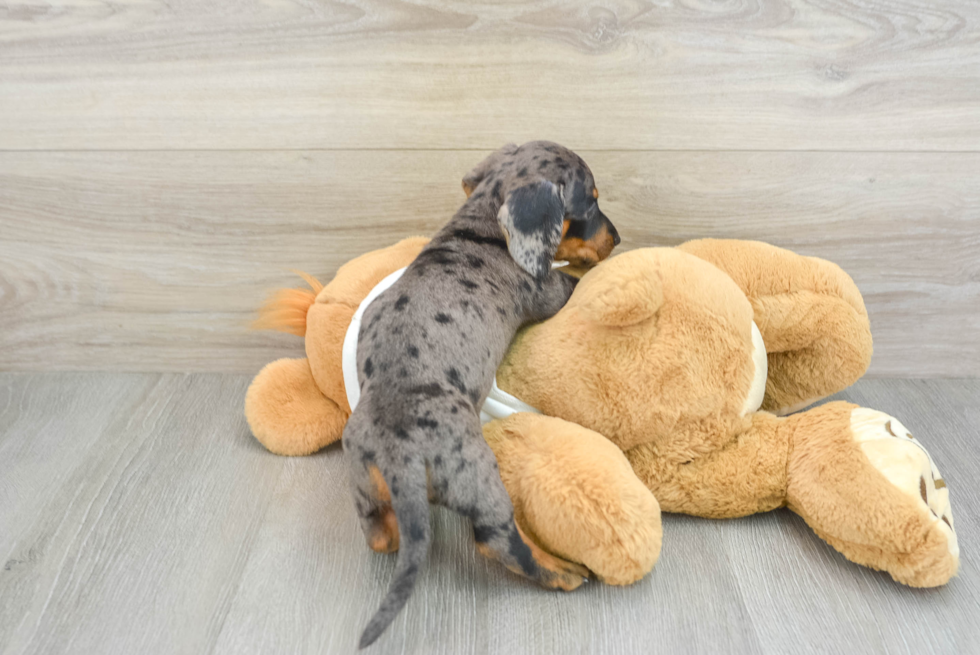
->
497;247;767;458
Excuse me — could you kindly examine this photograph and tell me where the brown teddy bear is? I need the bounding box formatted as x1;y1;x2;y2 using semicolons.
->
245;237;958;588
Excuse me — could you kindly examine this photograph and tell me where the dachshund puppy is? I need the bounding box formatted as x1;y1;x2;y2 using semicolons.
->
343;141;619;648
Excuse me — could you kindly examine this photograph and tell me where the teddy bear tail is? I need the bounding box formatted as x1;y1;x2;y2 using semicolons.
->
251;270;324;337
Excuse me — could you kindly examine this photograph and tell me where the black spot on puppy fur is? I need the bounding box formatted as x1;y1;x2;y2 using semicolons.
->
473;524;498;543
446;368;467;395
407;345;420;358
364;358;374;378
395;295;410;310
451;229;508;251
408;383;444;397
435;313;453;324
508;529;536;575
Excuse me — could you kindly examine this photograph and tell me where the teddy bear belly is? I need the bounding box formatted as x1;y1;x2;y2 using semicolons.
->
740;321;768;417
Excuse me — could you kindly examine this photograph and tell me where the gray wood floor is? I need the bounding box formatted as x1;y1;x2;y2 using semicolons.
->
0;375;977;654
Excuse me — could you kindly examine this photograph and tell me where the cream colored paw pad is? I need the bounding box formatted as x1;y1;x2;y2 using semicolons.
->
850;408;958;558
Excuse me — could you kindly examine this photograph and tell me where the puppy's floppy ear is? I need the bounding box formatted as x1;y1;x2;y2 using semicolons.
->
462;143;518;197
498;180;565;279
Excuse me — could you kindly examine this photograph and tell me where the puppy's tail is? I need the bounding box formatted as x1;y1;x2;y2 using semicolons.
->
251;270;323;337
359;465;431;649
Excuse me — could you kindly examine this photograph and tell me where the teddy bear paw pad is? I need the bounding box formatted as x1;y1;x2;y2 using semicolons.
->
850;408;958;558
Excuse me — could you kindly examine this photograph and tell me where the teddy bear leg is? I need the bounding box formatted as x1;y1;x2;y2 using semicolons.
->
786;402;958;587
484;414;662;586
244;357;349;456
625;412;794;519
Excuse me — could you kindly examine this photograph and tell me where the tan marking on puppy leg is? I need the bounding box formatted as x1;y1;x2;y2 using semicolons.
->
368;507;400;553
368;465;391;502
365;465;400;552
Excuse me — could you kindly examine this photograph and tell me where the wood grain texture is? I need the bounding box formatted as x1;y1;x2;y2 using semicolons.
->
1;0;979;151
0;373;284;655
1;150;977;376
0;374;977;654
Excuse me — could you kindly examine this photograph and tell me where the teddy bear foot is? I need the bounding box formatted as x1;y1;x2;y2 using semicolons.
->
788;403;959;588
849;408;959;564
782;402;959;587
245;357;349;456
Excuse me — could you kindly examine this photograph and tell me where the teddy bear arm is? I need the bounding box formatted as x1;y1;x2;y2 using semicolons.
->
756;289;873;414
678;239;872;414
483;413;662;586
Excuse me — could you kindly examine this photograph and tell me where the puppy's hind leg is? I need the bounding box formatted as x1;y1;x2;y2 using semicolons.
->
430;418;589;591
343;417;400;554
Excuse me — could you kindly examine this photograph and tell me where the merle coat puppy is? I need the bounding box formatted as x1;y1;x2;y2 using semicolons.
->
344;141;620;648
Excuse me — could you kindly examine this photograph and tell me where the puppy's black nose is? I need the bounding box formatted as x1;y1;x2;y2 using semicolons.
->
607;218;621;246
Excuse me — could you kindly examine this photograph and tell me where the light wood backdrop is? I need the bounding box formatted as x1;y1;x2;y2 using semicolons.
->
1;0;978;376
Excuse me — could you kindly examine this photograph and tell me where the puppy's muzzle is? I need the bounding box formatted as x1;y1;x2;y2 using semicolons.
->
557;211;620;270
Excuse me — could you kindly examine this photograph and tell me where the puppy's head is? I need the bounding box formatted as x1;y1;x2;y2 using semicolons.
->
462;141;620;278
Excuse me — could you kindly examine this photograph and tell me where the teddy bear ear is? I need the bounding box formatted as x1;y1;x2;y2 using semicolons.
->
573;255;664;327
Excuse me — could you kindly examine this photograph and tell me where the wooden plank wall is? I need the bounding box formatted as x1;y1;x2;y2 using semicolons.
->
1;0;978;376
